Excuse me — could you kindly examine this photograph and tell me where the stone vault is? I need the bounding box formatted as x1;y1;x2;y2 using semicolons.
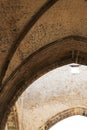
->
0;0;87;129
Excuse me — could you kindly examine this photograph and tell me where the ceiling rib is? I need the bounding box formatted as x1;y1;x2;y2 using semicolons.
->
0;0;58;87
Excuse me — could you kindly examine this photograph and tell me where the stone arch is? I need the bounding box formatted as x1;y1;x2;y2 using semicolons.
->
0;0;87;129
0;0;58;85
39;107;87;130
1;36;87;129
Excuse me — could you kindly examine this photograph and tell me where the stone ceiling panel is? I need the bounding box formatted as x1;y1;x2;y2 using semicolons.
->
3;0;87;82
0;0;47;83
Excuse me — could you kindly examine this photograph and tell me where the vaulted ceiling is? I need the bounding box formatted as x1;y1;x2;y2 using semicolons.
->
0;0;87;129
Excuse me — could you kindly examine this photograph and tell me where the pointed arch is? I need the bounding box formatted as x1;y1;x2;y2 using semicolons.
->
39;107;87;130
1;35;87;129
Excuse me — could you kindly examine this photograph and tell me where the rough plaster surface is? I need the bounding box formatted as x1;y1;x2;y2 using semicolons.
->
1;0;87;129
15;64;87;130
1;0;47;82
0;0;46;77
3;0;87;82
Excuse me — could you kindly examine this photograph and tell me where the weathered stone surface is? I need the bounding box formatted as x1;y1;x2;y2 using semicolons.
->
5;106;19;130
0;0;87;130
3;0;87;82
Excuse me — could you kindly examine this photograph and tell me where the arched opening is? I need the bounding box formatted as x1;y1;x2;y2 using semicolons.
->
1;36;87;130
49;115;87;130
0;0;87;129
40;107;87;130
5;63;87;130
